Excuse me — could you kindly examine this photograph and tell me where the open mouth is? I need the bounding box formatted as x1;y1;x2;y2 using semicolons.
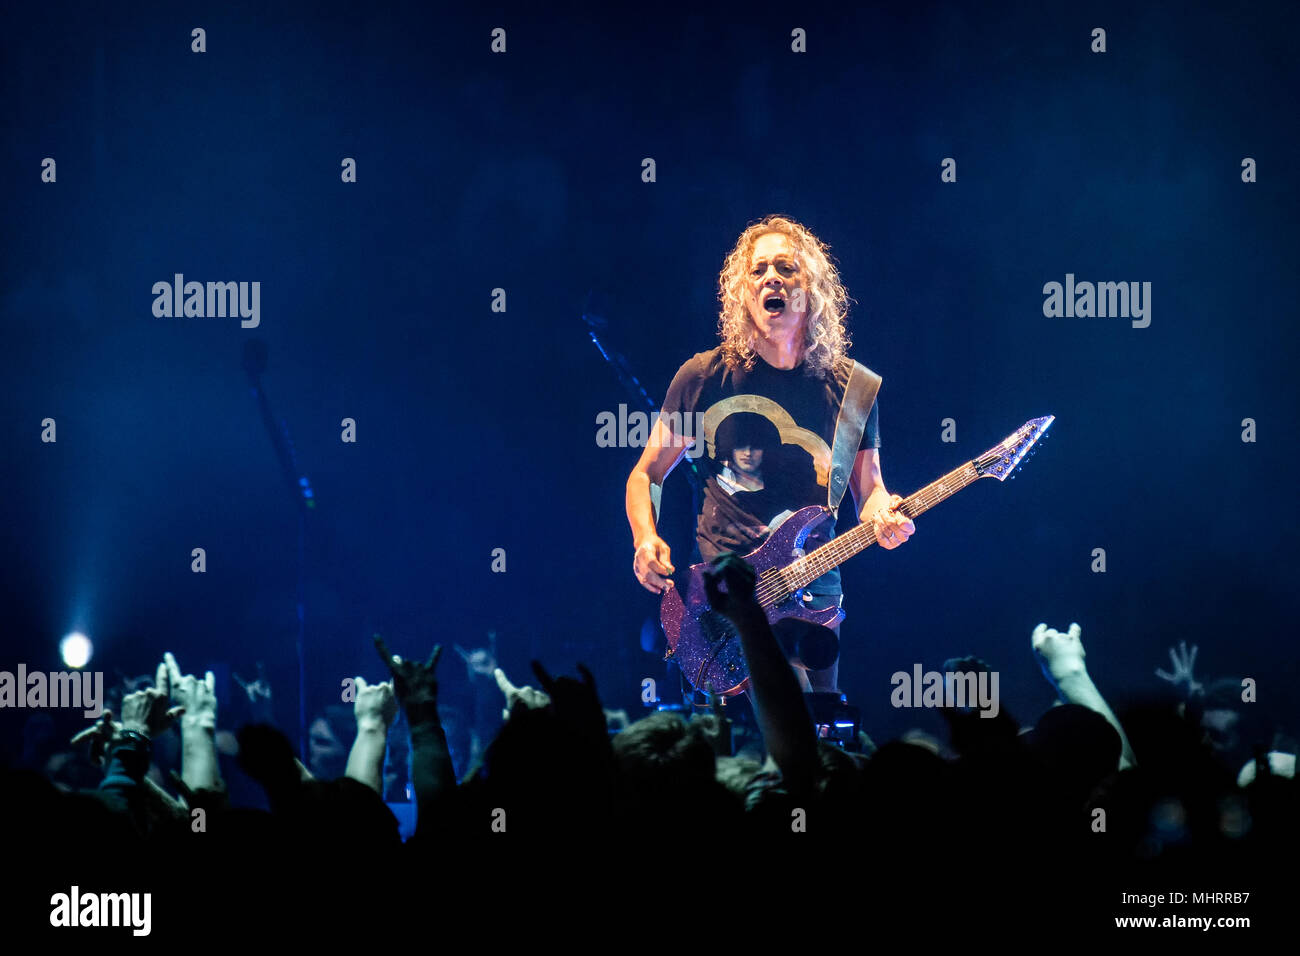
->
763;295;786;314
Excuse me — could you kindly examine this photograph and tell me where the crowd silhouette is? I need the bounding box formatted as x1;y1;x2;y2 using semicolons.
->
4;554;1293;935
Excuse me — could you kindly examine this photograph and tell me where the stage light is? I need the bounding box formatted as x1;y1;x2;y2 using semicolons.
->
60;632;92;669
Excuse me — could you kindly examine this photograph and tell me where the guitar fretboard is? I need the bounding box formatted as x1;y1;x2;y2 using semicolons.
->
774;461;982;597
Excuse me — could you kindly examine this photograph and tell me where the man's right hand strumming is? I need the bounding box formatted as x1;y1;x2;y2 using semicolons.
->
633;535;675;594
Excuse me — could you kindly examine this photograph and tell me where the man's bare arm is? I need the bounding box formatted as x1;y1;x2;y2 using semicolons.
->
849;447;914;549
704;556;817;790
849;447;891;520
1033;623;1136;770
626;416;692;593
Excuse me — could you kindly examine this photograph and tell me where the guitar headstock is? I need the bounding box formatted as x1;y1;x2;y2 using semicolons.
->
974;415;1054;481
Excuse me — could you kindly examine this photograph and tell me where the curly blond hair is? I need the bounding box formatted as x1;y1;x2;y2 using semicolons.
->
717;214;852;377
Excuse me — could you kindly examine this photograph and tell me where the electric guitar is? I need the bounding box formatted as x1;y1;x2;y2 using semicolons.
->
660;416;1054;696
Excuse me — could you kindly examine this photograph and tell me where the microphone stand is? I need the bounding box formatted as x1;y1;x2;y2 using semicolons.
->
580;295;705;712
580;294;704;497
243;341;316;762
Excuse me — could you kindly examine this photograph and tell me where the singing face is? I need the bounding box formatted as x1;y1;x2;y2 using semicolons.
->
746;232;808;343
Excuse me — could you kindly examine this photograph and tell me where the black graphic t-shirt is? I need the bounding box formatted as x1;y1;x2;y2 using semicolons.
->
660;347;880;596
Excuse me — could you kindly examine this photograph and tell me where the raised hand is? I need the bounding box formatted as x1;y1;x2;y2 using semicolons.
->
531;661;598;711
373;635;442;719
119;660;185;737
345;675;398;794
351;675;398;729
70;709;121;765
374;640;457;825
493;667;551;721
164;652;217;730
1033;621;1137;769
529;661;607;743
1154;641;1202;696
1032;622;1087;685
454;632;498;680
233;662;273;720
701;552;762;625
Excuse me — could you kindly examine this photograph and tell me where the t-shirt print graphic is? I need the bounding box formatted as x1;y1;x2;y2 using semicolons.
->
659;347;879;595
706;400;825;535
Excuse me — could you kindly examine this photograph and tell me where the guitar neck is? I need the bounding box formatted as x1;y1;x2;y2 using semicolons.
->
782;460;981;592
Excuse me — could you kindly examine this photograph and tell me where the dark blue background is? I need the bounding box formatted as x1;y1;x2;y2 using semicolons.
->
3;1;1296;753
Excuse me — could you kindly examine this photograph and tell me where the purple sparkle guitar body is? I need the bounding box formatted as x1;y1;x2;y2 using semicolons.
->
660;415;1055;698
661;505;841;697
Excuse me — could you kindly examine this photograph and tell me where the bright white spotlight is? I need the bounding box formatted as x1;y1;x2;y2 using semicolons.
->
60;632;92;669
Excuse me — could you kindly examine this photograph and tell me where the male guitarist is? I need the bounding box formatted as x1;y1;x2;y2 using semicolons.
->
626;215;915;694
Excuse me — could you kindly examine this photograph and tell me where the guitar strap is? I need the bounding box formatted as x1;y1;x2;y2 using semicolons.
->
826;360;882;518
